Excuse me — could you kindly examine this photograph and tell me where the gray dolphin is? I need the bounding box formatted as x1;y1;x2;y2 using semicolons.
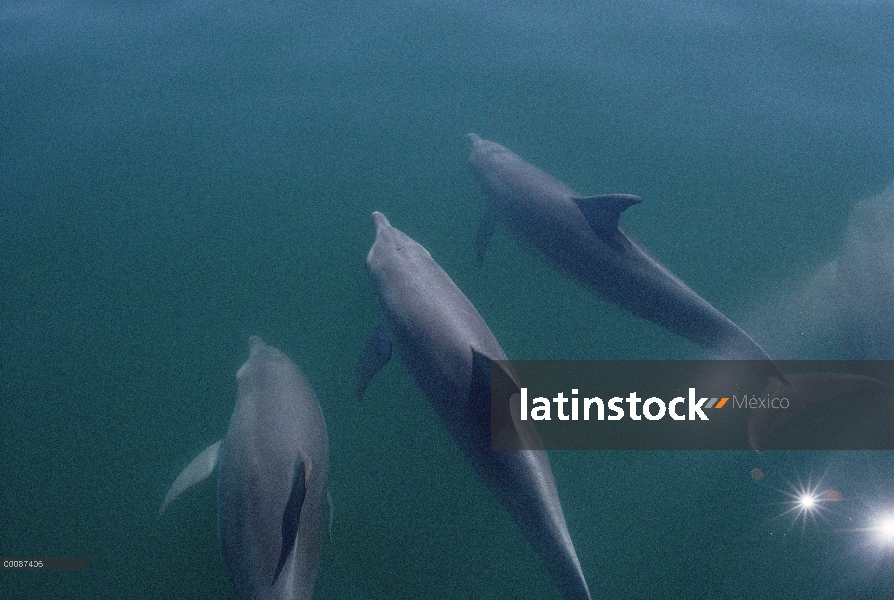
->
357;212;592;600
746;182;894;361
160;336;329;600
467;133;773;361
467;135;894;449
814;182;894;359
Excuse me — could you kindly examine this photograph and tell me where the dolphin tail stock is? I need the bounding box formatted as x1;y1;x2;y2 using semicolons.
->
356;323;392;400
748;372;894;451
159;439;222;517
470;350;591;600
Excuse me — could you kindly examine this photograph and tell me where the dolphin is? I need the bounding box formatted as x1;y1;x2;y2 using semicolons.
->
467;133;774;361
745;181;894;361
818;182;894;359
357;212;592;600
160;336;329;600
466;135;894;450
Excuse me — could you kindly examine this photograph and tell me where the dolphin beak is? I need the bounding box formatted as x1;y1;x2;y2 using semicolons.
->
371;211;391;233
467;133;482;146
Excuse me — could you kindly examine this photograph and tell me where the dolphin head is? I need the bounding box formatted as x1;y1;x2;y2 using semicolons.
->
467;132;515;153
466;133;519;189
371;211;391;234
366;212;433;281
467;132;506;155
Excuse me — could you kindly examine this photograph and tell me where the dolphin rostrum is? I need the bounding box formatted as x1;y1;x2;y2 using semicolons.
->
357;211;592;600
467;133;773;361
160;336;329;600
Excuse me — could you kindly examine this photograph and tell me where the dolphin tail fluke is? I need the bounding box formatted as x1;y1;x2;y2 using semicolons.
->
356;324;392;400
748;373;893;451
159;439;222;517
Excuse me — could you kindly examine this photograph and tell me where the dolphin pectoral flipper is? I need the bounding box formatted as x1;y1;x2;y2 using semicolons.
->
273;456;307;586
356;324;392;400
571;194;643;235
475;207;497;263
159;439;222;517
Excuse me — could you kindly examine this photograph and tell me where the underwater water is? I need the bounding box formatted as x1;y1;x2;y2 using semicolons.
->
2;1;894;598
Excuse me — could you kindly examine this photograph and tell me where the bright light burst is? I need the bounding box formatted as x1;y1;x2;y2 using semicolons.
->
871;515;894;547
775;475;831;532
881;518;894;539
848;509;894;561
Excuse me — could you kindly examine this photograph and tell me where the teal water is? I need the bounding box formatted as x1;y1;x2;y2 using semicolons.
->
2;1;894;598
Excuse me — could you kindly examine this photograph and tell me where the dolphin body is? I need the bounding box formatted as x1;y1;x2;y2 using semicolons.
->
809;182;894;359
357;212;592;600
466;135;894;450
746;182;894;361
467;133;773;361
160;337;329;600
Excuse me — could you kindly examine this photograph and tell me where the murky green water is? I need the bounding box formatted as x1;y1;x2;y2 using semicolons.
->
2;2;894;598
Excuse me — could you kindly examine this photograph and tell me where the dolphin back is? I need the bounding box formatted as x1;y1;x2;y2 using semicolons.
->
364;213;592;600
218;337;329;600
467;133;779;362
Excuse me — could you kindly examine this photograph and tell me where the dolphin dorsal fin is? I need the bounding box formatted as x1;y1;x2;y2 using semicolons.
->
273;456;308;586
159;439;222;517
471;351;547;452
571;194;642;234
